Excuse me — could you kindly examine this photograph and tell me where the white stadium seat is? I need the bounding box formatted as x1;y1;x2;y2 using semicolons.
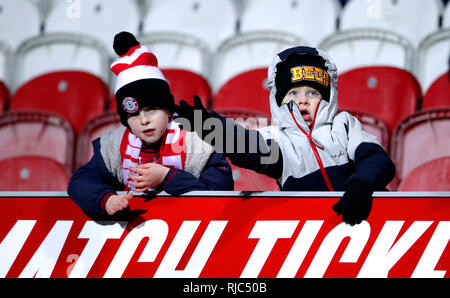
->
45;0;140;56
340;0;443;47
416;29;450;93
0;0;41;50
139;32;211;78
210;31;305;92
240;0;340;46
0;41;11;87
142;0;238;51
13;33;110;90
319;29;415;74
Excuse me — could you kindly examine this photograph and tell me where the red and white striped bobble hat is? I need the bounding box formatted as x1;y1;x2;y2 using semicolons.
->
111;32;174;127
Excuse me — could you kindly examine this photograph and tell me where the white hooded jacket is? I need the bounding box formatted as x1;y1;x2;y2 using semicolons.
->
227;46;395;191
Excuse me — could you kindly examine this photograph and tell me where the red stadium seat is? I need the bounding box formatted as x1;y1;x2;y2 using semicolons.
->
345;110;390;151
0;111;74;176
10;71;109;133
0;156;69;191
230;163;280;192
214;111;278;191
220;109;277;192
162;69;212;107
398;157;450;191
219;111;272;131
338;66;422;133
213;68;271;117
109;69;212;111
75;111;121;170
205;109;277;192
0;81;9;112
391;108;450;185
422;72;450;110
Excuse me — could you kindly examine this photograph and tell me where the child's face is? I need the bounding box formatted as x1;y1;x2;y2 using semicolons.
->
127;107;171;145
282;85;322;127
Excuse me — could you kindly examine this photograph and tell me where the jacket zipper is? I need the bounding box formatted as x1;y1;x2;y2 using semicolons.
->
289;103;334;191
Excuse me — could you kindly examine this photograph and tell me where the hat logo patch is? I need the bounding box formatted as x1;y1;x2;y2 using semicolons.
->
123;97;139;113
290;66;330;87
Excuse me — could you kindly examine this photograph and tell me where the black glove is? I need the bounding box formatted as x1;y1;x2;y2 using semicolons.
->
333;180;374;226
174;94;213;135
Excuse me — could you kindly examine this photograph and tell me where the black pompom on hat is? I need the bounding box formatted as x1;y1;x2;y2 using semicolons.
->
110;32;175;128
113;31;140;56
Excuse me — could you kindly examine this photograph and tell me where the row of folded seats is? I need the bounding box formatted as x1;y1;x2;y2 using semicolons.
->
1;0;449;98
2;0;450;52
2;0;450;111
0;64;448;192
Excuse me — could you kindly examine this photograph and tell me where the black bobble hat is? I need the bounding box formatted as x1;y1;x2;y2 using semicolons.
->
275;46;331;106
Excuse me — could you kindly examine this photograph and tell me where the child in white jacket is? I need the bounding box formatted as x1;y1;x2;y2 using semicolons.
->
175;46;395;225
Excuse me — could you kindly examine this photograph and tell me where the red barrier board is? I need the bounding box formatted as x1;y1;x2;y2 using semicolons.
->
0;192;449;278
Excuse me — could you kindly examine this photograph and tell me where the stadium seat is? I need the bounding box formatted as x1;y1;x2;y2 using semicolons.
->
13;33;110;89
230;163;280;191
0;0;41;50
0;81;8;112
44;0;140;56
211;31;305;92
140;33;211;79
422;72;450;109
0;111;74;176
223;113;272;132
142;0;237;51
319;29;415;74
340;0;443;47
162;69;212;107
75;111;120;170
416;29;450;93
0;40;11;86
240;0;340;46
108;68;212;111
213;68;271;117
0;40;11;110
0;156;70;191
344;110;390;151
391;108;450;184
338;66;422;133
397;156;450;191
212;114;279;191
443;1;450;28
10;71;109;134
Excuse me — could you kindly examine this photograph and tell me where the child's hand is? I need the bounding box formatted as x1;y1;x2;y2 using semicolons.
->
333;180;373;226
174;95;212;135
105;192;133;215
128;163;170;192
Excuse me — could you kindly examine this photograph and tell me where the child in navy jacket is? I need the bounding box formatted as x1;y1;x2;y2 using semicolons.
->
68;32;233;216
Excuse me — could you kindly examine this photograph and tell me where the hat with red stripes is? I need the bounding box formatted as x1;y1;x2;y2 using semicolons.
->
111;32;175;127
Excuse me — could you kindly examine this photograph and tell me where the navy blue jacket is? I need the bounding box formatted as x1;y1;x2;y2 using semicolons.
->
68;138;234;216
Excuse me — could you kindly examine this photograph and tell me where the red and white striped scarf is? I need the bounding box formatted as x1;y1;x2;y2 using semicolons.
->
119;120;187;191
